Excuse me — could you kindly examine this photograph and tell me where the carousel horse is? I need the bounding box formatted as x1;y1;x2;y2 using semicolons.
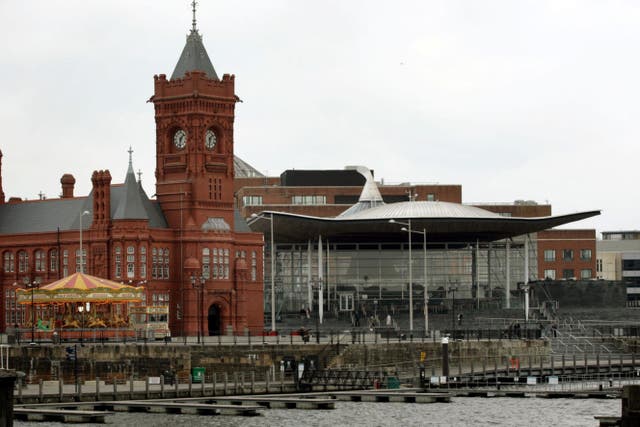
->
110;314;128;328
36;319;53;331
62;314;80;329
88;315;107;328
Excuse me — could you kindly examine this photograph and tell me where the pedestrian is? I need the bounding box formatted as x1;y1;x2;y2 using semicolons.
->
386;313;392;326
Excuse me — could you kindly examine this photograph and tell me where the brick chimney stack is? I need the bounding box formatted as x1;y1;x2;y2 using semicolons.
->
60;174;76;198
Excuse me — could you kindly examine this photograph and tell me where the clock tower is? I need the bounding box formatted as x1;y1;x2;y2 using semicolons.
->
151;9;239;231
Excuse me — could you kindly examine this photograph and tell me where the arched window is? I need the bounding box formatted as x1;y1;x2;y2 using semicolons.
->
3;251;15;273
163;248;170;279
18;251;29;273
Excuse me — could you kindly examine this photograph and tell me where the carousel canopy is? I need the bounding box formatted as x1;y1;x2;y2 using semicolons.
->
16;272;145;305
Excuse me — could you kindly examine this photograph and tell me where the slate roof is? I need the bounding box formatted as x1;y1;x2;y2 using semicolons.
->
171;29;219;81
0;166;168;235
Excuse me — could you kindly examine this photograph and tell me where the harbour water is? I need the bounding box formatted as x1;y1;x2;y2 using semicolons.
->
14;397;619;426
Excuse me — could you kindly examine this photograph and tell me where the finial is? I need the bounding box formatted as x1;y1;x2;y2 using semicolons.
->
137;169;142;183
191;0;198;32
128;146;133;166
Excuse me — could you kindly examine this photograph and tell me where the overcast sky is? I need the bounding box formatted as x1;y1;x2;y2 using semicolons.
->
1;1;638;235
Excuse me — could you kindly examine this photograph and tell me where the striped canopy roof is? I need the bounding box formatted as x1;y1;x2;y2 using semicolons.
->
16;272;144;305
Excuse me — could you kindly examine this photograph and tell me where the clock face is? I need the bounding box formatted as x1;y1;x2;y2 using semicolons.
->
205;130;217;150
173;129;187;149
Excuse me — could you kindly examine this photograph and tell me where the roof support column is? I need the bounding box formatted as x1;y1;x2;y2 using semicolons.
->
506;240;511;309
318;235;324;325
524;235;530;322
307;240;312;312
475;239;480;310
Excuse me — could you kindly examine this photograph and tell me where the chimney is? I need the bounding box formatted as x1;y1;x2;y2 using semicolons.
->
60;174;76;198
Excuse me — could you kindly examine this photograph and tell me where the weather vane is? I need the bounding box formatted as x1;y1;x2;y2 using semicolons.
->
192;1;198;32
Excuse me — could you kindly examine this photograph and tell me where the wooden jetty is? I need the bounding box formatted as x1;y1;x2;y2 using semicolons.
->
14;407;113;424
449;389;619;399
328;390;451;403
195;395;335;409
17;400;262;417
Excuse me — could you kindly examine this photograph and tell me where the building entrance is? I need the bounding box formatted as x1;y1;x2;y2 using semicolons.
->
208;304;222;336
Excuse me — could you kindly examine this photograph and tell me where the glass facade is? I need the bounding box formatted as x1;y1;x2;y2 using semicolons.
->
264;237;536;315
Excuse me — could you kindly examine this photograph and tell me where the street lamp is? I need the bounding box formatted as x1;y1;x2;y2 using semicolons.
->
448;285;458;335
24;277;41;344
389;219;414;333
250;213;276;334
79;210;91;274
190;274;205;344
78;301;90;344
401;227;428;335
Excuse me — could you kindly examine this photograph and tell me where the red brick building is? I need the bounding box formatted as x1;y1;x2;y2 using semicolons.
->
0;19;264;335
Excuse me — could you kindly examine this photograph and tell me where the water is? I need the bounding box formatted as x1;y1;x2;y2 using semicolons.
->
14;397;619;427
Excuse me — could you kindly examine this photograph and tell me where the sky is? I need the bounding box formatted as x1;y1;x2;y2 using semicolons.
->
0;0;638;236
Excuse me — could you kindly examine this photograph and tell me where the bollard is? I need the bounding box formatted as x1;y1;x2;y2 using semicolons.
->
266;370;270;393
251;371;255;394
213;373;217;397
145;377;150;399
234;372;238;394
188;374;192;397
160;375;165;398
441;336;450;378
59;378;64;402
622;385;640;427
96;377;100;402
130;374;134;400
224;372;228;395
201;373;205;396
39;379;43;403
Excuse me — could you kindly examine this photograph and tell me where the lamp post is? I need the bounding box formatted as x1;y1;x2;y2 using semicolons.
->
24;277;41;344
389;219;414;333
190;274;205;344
401;227;429;335
250;213;276;334
79;210;91;274
78;302;89;344
448;286;457;335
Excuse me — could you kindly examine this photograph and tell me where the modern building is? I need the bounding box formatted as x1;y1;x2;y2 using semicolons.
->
596;231;640;306
0;14;264;335
244;167;600;330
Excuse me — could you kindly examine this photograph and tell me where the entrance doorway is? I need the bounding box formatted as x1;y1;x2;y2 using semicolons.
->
208;304;222;336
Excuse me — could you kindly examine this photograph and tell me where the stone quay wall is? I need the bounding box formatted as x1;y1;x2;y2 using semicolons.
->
9;339;549;384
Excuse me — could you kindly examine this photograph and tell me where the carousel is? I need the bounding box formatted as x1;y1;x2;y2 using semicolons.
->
16;272;145;342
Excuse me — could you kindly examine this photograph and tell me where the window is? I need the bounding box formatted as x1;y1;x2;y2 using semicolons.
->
18;251;29;273
202;248;210;279
34;250;45;272
5;289;25;326
114;246;122;278
544;269;556;280
49;249;58;272
3;252;14;273
212;247;229;279
126;246;135;278
242;196;263;206
544;250;556;262
75;248;86;273
339;293;354;311
562;269;575;279
140;246;147;279
426;193;436;201
580;249;592;261
63;250;69;277
163;248;170;279
291;195;326;205
581;269;592;279
562;249;574;261
596;259;603;273
251;251;257;281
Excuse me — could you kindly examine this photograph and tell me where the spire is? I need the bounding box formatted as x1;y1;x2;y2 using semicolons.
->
192;0;198;33
113;148;149;221
170;2;219;81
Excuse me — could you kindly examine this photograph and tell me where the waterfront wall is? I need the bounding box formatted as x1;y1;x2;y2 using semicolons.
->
10;339;549;384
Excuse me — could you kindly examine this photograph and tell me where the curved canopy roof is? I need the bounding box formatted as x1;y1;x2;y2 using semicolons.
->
16;272;145;305
248;200;600;243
